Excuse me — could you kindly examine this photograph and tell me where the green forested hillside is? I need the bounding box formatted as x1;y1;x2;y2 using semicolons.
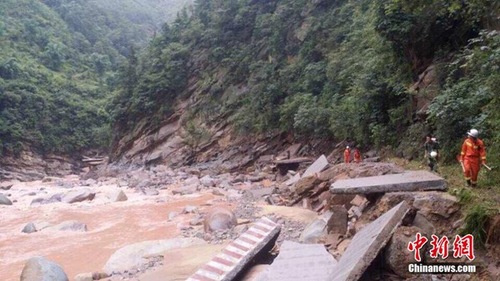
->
0;0;190;155
111;0;499;164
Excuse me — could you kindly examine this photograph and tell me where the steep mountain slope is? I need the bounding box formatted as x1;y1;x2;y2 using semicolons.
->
0;0;193;154
0;0;192;179
110;0;499;173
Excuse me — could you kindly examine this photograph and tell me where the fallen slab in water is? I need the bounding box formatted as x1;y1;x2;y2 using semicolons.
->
330;170;446;194
186;217;281;281
328;201;410;281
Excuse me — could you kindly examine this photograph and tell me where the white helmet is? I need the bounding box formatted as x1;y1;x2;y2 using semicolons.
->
430;151;438;158
346;146;350;149
467;129;479;138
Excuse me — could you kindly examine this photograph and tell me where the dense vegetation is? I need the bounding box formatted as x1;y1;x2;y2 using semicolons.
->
0;0;189;155
112;0;498;167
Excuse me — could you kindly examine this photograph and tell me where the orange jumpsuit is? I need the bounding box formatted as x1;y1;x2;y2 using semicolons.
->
344;148;351;163
460;137;486;186
354;149;362;163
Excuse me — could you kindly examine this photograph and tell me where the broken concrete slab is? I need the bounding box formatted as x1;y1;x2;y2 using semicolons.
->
257;241;337;281
328;201;410;281
300;211;333;243
285;173;301;186
187;217;280;281
330;170;446;194
303;155;328;178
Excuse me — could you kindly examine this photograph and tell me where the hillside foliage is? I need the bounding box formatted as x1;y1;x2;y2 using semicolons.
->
0;0;189;155
112;0;498;168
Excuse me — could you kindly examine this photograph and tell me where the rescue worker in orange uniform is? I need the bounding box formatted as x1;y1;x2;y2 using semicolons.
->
344;146;351;163
353;147;362;163
460;129;487;187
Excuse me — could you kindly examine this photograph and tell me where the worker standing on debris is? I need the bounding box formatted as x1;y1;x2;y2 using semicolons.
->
353;147;362;163
424;134;439;172
344;146;351;163
460;129;487;187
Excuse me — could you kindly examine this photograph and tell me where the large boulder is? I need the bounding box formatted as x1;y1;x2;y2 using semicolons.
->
0;193;12;205
376;191;459;220
62;189;95;203
20;256;68;281
200;175;216;187
106;189;127;202
0;182;13;190
203;207;237;233
384;226;425;279
54;220;87;232
22;222;37;234
30;194;63;206
103;238;205;275
299;211;333;243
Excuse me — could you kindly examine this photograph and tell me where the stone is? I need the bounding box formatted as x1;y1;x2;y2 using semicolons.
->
246;187;275;199
190;216;204;226
106;189;127;202
182;205;198;214
412;212;435;236
0;183;13;190
184;176;201;186
299;211;333;243
348;206;363;219
412;192;459;218
168;211;179;221
247;174;265;182
327;205;348;234
0;193;13;205
74;272;93;281
187;217;280;281
54;220;88;232
385;226;425;279
330;170;446;194
62;189;95;203
284;173;301;186
172;184;198;195
203;207;237;233
30;194;63;206
22;222;37;234
20;256;68;281
258;241;337;281
141;188;159;196
302;155;328;178
104;238;206;275
350;195;368;208
200;175;215;187
328;194;356;207
295;176;322;195
328;201;410;281
82;179;97;186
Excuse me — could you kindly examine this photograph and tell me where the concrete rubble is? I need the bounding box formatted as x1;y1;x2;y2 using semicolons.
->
257;241;337;281
328;201;410;281
330;170;446;194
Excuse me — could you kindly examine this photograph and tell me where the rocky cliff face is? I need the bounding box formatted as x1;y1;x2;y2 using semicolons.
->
0;150;78;181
